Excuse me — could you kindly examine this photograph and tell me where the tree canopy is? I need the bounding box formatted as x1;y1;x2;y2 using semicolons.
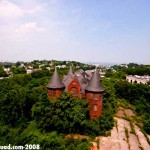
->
0;73;116;148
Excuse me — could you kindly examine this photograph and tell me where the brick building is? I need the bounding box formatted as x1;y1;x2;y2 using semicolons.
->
47;67;104;119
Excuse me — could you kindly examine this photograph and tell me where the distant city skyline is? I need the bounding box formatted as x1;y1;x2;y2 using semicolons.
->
0;0;150;64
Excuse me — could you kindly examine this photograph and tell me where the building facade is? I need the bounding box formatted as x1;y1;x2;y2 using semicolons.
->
126;75;150;84
47;67;104;119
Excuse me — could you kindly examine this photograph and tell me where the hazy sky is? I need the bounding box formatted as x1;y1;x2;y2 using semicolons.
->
0;0;150;64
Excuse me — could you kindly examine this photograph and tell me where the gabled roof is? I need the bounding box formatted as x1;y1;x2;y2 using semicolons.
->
85;69;104;92
47;67;65;89
62;69;89;94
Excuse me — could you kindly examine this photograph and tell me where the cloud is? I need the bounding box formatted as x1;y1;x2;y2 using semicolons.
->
0;0;43;19
15;22;46;34
7;22;46;40
0;0;45;40
0;0;83;61
0;22;46;42
0;0;24;19
26;5;43;15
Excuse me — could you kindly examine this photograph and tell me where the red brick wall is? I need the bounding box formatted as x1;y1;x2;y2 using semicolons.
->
47;80;103;120
68;78;81;98
86;92;103;119
47;89;64;99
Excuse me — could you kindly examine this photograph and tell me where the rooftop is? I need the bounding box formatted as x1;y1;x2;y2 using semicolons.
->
47;67;65;89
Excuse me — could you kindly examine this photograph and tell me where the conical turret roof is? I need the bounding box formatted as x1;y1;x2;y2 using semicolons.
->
67;66;73;75
47;67;65;89
85;69;104;92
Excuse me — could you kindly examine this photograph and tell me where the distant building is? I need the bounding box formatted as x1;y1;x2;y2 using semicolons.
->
3;67;11;74
26;69;33;74
126;75;150;84
120;64;128;68
47;67;104;119
99;72;106;78
56;65;66;68
85;70;105;78
26;68;39;74
46;67;51;70
0;77;9;80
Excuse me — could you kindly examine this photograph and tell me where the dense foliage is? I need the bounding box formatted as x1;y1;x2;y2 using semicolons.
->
121;67;150;75
0;71;116;149
32;89;116;137
11;67;26;75
114;63;150;75
0;65;8;77
114;80;150;134
104;72;150;134
1;61;149;149
106;63;150;79
105;63;150;134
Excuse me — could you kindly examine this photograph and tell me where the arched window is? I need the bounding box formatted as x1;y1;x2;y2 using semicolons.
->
70;87;78;97
68;78;81;98
94;104;98;112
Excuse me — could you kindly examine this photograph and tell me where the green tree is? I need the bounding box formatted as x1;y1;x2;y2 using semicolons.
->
11;67;26;75
0;65;8;77
0;87;36;127
31;70;51;78
143;118;150;134
32;92;89;134
105;69;113;78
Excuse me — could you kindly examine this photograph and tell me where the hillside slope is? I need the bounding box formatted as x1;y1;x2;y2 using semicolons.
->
98;107;150;150
99;117;150;150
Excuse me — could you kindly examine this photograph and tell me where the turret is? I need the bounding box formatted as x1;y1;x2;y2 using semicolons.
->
47;67;65;99
85;69;104;119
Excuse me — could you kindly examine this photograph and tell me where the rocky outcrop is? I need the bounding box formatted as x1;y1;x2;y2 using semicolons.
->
99;117;150;150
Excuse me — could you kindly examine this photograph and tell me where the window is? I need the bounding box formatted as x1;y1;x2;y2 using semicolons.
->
94;104;98;112
70;87;79;97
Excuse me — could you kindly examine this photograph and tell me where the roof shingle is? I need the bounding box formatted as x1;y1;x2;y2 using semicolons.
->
85;69;104;92
47;67;65;89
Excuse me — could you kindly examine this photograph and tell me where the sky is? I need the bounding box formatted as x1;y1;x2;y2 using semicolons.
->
0;0;150;64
